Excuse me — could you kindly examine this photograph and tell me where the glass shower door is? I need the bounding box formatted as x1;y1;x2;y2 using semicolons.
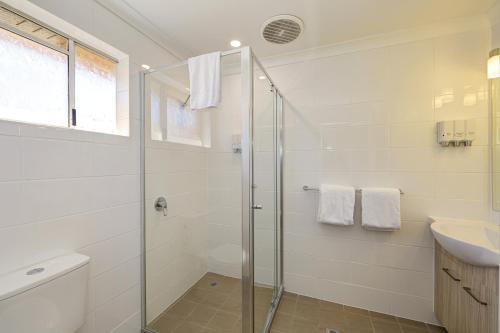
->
252;63;282;332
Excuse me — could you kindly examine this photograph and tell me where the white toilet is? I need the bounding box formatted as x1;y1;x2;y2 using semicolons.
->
0;253;90;333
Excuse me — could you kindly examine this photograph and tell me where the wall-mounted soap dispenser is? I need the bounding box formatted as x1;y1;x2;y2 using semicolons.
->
437;121;454;146
437;120;475;147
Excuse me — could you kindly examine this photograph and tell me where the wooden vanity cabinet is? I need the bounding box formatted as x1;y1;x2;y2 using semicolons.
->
435;243;498;333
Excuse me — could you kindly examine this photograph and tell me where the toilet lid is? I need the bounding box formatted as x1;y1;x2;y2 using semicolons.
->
0;253;89;301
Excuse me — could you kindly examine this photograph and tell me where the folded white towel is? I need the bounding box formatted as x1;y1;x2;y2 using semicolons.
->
188;51;221;109
317;184;355;226
361;187;401;230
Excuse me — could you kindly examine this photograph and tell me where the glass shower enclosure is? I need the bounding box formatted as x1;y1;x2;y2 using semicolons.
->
140;47;284;333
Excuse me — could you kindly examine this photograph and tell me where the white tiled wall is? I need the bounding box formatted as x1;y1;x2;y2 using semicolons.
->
0;1;179;332
491;4;500;50
144;140;209;322
266;27;493;323
144;73;210;321
206;73;243;278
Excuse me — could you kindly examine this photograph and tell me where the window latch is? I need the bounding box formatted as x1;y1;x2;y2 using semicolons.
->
71;108;77;126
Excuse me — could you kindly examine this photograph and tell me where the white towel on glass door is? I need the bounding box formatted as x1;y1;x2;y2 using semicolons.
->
188;51;221;109
317;184;355;226
361;187;401;230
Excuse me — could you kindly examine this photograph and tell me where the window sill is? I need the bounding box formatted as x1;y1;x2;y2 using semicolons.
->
165;136;211;148
0;118;131;145
148;137;211;152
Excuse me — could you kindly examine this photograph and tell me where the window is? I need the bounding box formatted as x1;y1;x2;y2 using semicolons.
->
150;79;163;141
0;5;127;135
165;96;210;147
149;77;211;148
0;27;68;127
75;44;117;133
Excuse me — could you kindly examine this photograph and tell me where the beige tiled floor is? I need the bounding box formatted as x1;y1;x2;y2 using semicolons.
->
148;273;243;333
270;292;447;333
148;273;446;333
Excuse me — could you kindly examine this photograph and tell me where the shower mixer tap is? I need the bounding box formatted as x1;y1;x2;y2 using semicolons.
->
154;197;168;216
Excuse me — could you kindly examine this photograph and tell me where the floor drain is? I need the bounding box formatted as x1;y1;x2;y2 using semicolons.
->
326;329;340;333
210;281;218;287
26;267;45;275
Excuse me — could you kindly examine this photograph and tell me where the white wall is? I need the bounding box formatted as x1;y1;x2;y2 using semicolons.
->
0;1;179;332
265;24;492;323
206;72;243;278
491;1;500;50
144;76;209;323
493;21;500;49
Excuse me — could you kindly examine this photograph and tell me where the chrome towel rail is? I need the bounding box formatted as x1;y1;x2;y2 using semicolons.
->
302;185;404;195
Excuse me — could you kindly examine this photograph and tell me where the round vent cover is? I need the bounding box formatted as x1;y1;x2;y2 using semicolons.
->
261;15;303;44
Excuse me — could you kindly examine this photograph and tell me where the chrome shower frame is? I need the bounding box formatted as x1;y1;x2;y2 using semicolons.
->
139;46;284;333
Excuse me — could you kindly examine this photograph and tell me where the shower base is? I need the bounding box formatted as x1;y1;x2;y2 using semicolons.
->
147;272;243;333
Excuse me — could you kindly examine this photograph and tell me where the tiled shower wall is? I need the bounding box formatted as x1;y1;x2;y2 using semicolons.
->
145;138;209;322
206;73;243;278
144;76;210;323
0;0;179;332
267;26;493;323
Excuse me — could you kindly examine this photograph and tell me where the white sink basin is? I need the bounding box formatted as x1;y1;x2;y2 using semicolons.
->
430;217;500;267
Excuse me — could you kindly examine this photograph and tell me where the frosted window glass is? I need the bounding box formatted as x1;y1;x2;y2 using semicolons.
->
148;76;210;147
150;80;163;141
0;28;68;126
75;44;117;133
166;97;206;146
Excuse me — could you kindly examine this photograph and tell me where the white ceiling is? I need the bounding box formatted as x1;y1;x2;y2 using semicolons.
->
107;0;497;59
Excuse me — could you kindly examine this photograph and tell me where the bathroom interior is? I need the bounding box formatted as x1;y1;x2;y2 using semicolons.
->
0;0;499;333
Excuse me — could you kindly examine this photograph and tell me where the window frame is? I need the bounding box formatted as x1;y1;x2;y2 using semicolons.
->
0;2;121;131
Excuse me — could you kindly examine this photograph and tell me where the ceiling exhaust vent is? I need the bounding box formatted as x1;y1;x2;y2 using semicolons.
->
261;15;303;44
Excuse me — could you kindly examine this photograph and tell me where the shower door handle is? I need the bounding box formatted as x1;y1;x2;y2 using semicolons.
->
252;204;263;210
